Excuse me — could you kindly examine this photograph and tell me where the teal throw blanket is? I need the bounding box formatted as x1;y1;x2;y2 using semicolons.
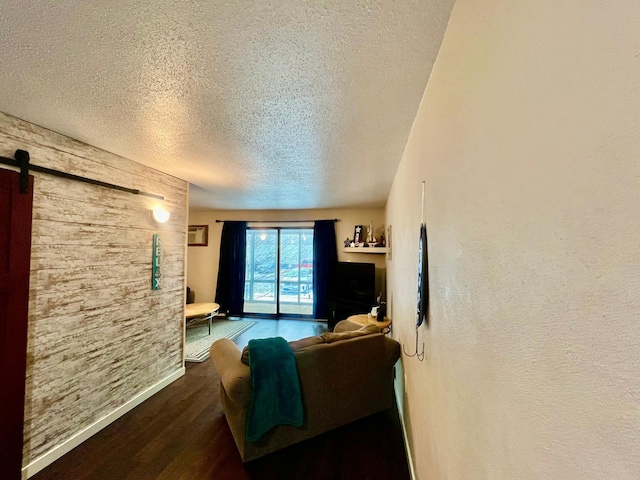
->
246;337;303;442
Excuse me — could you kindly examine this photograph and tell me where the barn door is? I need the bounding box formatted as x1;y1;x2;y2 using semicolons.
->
0;168;34;479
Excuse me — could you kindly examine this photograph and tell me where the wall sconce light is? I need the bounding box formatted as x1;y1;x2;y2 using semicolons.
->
152;207;170;224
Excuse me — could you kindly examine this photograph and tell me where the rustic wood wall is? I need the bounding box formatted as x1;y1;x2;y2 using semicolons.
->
0;112;188;465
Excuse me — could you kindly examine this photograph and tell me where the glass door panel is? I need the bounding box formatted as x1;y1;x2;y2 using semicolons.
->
244;229;277;314
279;230;313;315
244;228;314;316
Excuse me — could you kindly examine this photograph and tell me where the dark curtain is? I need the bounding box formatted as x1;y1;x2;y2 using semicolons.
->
215;221;247;316
312;220;338;319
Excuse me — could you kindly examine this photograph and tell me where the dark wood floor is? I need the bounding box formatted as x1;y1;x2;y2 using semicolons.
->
32;318;410;480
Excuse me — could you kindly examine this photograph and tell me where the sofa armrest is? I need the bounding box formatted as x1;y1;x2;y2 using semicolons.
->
209;338;252;407
381;336;401;367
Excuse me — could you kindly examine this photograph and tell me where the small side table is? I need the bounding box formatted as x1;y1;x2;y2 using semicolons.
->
338;314;391;333
185;302;220;335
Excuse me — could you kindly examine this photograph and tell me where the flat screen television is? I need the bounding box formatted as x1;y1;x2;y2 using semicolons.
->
333;261;376;306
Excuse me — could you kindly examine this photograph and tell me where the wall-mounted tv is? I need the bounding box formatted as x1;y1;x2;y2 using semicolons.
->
333;261;376;306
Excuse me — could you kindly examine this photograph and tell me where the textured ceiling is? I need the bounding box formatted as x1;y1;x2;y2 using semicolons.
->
0;0;454;210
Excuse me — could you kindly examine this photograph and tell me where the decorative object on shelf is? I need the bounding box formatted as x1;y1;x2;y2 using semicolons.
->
344;238;352;247
353;225;363;245
188;225;209;246
366;221;376;245
379;233;386;247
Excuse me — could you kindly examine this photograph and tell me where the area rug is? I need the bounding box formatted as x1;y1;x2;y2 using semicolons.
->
185;320;256;363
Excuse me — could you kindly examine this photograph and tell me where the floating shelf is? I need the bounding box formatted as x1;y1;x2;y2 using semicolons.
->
342;246;387;254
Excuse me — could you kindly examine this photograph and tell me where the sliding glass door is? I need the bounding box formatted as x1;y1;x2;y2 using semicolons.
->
244;228;314;316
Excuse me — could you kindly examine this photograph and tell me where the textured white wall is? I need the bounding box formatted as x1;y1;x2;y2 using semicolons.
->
386;1;640;479
187;207;386;307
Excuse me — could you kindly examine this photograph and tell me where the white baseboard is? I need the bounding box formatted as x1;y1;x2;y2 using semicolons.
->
395;384;417;480
23;367;185;478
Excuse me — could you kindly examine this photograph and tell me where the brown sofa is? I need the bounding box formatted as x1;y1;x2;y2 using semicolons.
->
209;327;400;462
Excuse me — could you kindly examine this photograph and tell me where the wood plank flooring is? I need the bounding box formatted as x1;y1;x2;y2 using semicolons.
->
31;318;410;480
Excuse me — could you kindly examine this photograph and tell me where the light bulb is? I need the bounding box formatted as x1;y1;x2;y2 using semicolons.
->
152;207;170;224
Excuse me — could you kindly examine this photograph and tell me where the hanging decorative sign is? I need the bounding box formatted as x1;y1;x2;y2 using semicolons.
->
152;233;162;290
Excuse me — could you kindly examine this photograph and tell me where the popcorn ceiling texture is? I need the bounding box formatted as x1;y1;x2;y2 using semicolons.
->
0;0;455;210
386;1;640;479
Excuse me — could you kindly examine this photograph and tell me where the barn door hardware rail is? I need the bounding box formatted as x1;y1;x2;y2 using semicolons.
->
215;219;339;223
0;149;164;199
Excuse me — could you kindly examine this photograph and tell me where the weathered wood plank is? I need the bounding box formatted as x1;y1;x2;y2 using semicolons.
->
30;219;187;246
32;174;187;217
0;137;186;199
0;113;186;190
29;324;184;379
0;112;189;463
32;193;187;232
29;244;185;270
32;261;184;290
29;279;185;318
26;304;183;361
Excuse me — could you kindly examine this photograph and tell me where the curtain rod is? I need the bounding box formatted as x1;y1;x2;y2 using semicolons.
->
0;149;164;199
215;219;338;223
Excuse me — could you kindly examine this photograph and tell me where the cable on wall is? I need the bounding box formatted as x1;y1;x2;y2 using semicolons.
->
215;219;338;223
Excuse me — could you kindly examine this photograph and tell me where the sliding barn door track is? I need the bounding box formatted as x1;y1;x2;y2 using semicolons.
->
0;149;164;199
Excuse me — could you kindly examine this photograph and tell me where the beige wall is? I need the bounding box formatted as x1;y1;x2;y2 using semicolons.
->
187;207;386;309
386;1;640;479
0;112;188;470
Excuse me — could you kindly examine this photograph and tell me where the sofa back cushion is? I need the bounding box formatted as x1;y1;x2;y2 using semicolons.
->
320;324;380;343
241;335;326;365
240;325;381;366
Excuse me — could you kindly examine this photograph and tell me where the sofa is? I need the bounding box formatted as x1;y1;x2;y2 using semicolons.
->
209;326;401;462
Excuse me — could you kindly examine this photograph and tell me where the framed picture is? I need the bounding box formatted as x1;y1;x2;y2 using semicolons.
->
188;225;208;246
